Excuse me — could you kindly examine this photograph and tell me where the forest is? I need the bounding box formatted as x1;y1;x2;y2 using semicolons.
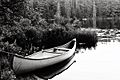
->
0;0;120;29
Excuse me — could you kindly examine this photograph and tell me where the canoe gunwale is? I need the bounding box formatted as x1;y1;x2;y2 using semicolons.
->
14;53;64;60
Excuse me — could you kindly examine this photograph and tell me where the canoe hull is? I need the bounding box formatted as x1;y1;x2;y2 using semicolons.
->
13;39;76;75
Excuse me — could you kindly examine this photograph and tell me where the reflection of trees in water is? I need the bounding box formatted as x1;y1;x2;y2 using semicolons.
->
82;18;120;29
76;43;96;50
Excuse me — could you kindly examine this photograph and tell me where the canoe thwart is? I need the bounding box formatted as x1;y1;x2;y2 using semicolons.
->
42;48;70;53
54;48;70;51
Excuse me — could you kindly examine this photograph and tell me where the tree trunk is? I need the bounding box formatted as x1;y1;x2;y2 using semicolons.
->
56;1;61;18
93;0;96;28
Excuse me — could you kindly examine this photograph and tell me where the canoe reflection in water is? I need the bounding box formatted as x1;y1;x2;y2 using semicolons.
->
34;54;76;80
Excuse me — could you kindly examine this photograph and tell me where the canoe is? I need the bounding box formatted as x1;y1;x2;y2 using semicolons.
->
12;38;76;75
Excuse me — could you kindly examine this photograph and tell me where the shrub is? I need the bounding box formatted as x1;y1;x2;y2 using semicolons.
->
75;29;98;49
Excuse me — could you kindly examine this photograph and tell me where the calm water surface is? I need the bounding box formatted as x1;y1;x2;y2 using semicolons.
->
52;40;120;80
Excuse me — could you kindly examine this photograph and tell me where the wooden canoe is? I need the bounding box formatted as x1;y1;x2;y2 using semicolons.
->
12;38;76;75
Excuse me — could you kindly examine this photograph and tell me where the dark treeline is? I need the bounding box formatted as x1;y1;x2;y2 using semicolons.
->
0;27;97;55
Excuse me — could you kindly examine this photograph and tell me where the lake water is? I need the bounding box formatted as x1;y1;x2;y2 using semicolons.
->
52;40;120;80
